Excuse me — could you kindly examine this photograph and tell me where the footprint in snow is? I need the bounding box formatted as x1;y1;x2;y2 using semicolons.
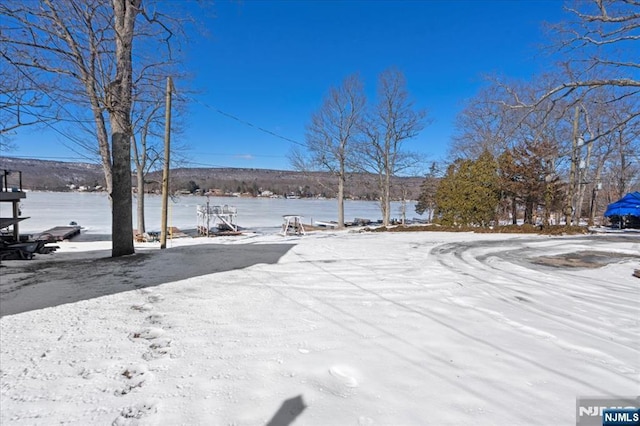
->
129;327;165;341
142;337;173;361
328;365;359;388
114;364;152;396
146;294;164;304
112;400;158;426
130;303;153;312
144;313;165;325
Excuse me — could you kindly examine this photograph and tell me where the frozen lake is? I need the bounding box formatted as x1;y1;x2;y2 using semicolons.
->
6;191;423;236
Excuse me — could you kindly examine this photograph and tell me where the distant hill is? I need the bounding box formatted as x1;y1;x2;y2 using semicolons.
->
0;157;105;192
0;156;424;200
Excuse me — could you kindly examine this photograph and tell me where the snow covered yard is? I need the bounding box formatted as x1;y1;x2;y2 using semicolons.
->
1;230;638;425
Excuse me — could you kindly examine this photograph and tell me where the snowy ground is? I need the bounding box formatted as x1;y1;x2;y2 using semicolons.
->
1;229;639;425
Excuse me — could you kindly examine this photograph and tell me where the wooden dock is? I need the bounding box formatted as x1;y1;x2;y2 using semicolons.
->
37;226;81;242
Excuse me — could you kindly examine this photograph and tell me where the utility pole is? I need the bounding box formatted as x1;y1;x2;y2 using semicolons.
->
575;135;590;225
160;76;173;249
566;106;580;226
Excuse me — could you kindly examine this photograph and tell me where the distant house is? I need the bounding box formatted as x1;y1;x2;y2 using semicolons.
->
205;188;224;196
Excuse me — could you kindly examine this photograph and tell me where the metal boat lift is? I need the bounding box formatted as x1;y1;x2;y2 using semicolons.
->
281;215;305;236
197;203;238;236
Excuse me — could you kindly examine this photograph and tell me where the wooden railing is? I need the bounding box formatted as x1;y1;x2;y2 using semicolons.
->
2;169;23;192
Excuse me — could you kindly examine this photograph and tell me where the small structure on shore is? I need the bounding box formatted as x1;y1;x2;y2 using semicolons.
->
312;220;338;229
197;202;238;236
1;169;62;260
37;225;81;242
1;169;27;241
282;215;305;236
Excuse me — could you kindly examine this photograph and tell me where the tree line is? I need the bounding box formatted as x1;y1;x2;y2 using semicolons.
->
1;1;638;258
414;1;639;227
291;69;427;228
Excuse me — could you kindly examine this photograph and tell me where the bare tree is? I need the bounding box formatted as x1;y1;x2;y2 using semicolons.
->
534;83;640;225
524;1;640;147
293;74;366;227
603;121;640;200
450;83;518;159
446;1;639;228
131;98;163;234
0;66;56;148
452;73;578;224
358;68;427;226
131;90;191;234
494;2;639;221
550;0;639;87
0;0;182;257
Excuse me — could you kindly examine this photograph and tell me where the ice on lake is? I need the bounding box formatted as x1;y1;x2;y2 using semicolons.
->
10;191;423;236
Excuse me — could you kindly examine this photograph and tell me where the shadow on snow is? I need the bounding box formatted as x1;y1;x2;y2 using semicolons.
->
0;243;295;317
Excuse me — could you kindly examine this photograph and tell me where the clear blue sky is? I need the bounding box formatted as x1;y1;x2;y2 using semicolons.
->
6;0;569;171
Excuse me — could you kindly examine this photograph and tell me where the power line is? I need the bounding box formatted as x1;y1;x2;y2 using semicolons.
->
190;151;285;159
180;160;237;168
184;96;307;148
181;158;292;169
4;54;307;168
4;49;307;149
0;154;100;162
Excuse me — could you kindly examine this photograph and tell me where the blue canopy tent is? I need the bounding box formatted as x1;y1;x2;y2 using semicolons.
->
604;192;640;228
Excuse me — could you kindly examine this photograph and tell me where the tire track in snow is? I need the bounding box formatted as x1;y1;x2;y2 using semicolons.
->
245;242;622;405
240;265;525;415
427;236;639;377
429;237;638;348
285;237;636;394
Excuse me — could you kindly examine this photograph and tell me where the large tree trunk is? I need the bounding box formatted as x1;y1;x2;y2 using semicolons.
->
108;0;139;257
524;198;534;225
111;131;134;256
